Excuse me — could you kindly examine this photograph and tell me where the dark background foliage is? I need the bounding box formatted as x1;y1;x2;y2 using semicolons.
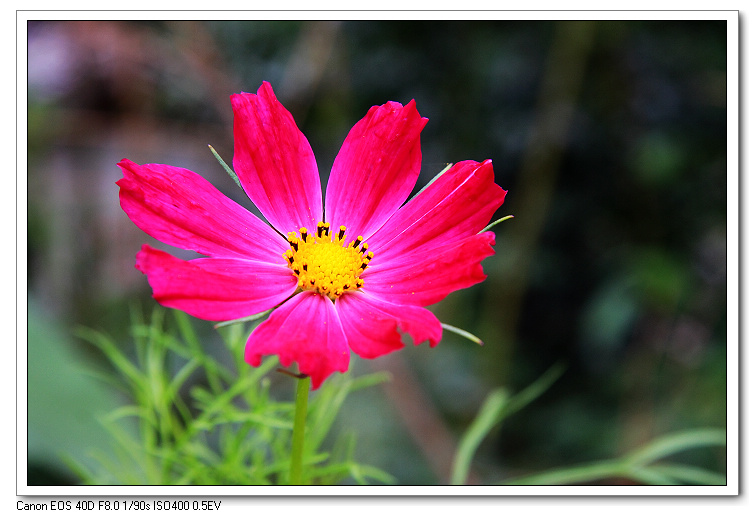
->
26;19;727;485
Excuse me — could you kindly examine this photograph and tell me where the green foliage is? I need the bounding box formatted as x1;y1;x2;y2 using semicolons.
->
61;305;725;487
27;299;123;484
72;308;393;486
503;428;726;485
450;360;725;486
451;363;566;485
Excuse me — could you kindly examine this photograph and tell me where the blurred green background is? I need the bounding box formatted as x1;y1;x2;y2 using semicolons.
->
26;19;728;485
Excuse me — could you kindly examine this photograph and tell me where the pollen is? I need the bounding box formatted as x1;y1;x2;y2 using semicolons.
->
283;222;373;300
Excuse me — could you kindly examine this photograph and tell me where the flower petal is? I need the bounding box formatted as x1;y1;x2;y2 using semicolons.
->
135;244;297;321
117;159;287;261
245;292;349;389
368;160;506;262
231;82;322;234
325;100;428;240
363;232;496;306
336;291;442;359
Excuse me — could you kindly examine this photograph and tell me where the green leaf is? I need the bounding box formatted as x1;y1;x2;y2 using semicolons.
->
645;464;726;485
503;459;622;486
623;428;726;466
451;362;566;485
72;307;392;486
451;388;509;485
503;428;726;486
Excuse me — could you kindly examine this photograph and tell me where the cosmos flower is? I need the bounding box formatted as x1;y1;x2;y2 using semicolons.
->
117;82;506;389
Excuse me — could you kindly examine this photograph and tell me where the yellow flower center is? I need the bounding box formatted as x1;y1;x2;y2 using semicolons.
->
283;222;374;300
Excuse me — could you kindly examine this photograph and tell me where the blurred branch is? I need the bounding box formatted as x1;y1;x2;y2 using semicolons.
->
485;21;596;379
280;21;343;122
167;21;244;126
372;353;478;484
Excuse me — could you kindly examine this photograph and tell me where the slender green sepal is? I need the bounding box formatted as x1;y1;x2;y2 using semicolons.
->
213;309;273;329
208;144;243;190
480;215;514;233
441;322;484;346
407;163;454;203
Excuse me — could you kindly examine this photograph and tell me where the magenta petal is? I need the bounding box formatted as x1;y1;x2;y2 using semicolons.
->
368;160;507;262
336;291;442;359
117;159;287;261
325;100;428;240
245;292;349;389
231;82;323;234
135;244;297;321
363;232;496;306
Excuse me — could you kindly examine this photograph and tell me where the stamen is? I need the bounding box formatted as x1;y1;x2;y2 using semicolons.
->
284;223;372;300
286;234;299;252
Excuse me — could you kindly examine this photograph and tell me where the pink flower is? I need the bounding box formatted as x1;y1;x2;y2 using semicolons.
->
117;82;507;389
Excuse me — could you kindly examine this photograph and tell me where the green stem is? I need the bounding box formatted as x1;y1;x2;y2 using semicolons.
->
289;375;311;485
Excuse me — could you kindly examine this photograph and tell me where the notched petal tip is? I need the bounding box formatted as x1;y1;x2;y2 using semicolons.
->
230;81;276;108
116;159;287;261
115;158;143;189
367;157;506;263
231;81;322;235
325;96;429;240
364;231;496;307
336;292;443;360
134;244;297;322
257;80;276;98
